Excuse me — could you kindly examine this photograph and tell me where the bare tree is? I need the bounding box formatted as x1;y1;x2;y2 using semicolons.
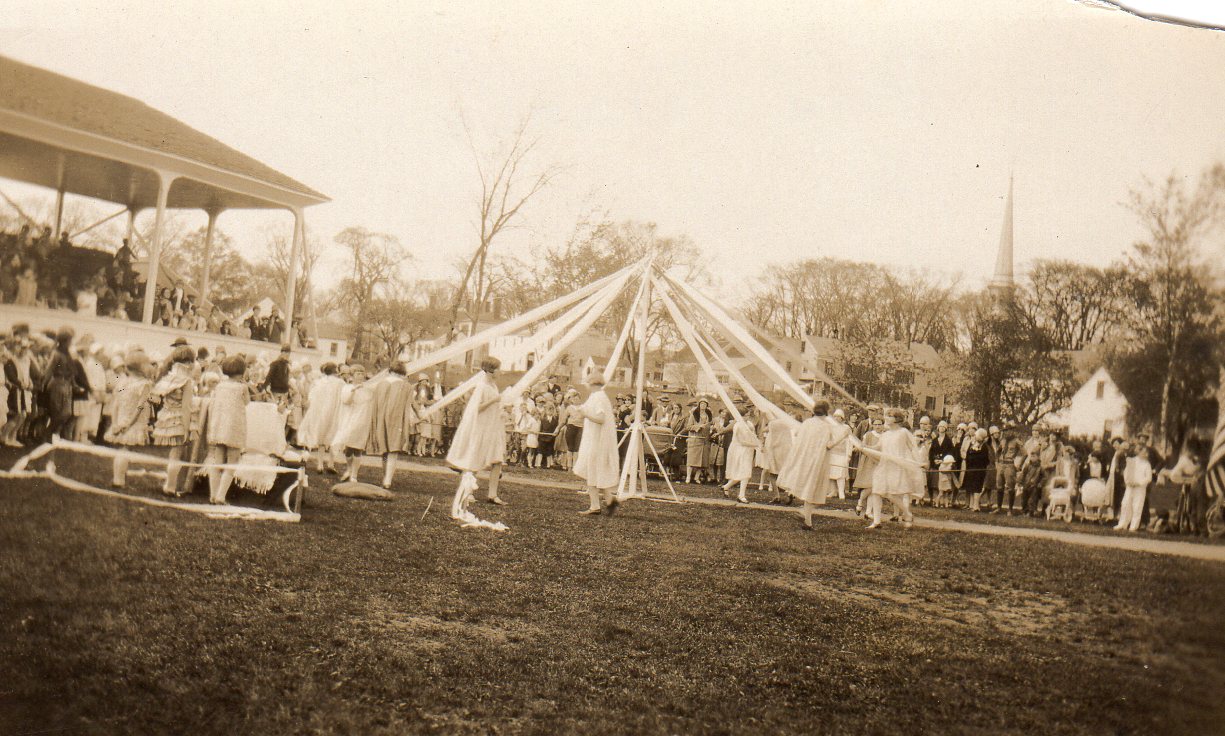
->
1016;260;1126;350
364;293;447;367
449;115;560;347
261;223;324;320
334;226;409;362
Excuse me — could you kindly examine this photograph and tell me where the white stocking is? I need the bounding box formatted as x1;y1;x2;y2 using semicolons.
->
451;471;508;531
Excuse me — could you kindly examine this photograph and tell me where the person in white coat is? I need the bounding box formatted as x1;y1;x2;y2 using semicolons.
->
763;410;801;504
721;405;762;504
777;400;836;529
574;373;621;515
446;356;508;519
297;362;345;474
332;365;374;482
1115;444;1153;532
827;408;852;500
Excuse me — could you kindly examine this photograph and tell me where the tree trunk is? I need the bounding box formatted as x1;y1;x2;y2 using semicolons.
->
465;246;490;369
1159;358;1174;454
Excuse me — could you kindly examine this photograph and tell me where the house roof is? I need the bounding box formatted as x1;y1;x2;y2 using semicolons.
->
803;334;941;367
315;321;349;341
1057;346;1106;385
0;55;327;208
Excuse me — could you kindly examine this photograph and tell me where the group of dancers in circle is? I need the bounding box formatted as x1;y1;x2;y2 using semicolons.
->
434;357;924;531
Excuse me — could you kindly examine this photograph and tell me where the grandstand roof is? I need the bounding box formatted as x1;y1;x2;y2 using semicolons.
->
0;55;327;211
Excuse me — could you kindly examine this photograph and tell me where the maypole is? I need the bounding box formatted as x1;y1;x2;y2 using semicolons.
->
617;262;679;502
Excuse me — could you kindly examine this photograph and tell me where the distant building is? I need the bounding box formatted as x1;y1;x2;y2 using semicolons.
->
799;335;948;417
1045;365;1129;439
315;321;349;362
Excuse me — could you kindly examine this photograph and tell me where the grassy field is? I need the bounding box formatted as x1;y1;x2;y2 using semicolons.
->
2;447;1224;735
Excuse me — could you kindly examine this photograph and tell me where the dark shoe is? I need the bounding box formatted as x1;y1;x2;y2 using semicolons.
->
605;499;620;516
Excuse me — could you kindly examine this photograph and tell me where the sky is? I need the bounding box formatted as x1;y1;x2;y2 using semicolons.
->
2;0;1225;296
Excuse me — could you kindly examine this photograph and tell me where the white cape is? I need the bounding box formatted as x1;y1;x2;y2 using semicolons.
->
572;389;620;490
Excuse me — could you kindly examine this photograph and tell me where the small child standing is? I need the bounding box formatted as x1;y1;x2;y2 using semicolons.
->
1116;446;1153;533
523;407;542;469
936;455;957;508
206;356;249;504
150;346;197;496
105;355;152;488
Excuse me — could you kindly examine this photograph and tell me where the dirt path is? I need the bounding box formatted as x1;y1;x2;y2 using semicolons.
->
395;461;1225;563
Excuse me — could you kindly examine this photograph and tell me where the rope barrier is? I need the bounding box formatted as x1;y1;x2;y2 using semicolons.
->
2;439;302;522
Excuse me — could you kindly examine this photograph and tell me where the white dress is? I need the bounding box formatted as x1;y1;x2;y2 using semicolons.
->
446;372;506;472
762;416;798;474
724;419;761;482
572;389;620;490
872;427;924;499
333;382;375;453
828;421;851;480
297;374;344;449
777;416;834;504
207;379;249;449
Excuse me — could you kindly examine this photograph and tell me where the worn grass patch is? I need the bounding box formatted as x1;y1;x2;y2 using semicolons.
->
1;446;1224;735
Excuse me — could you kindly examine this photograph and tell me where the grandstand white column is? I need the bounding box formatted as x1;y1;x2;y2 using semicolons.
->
198;207;221;304
141;172;177;324
284;208;305;341
52;152;66;240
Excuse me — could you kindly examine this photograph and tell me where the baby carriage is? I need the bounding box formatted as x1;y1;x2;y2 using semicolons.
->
642;425;674;479
1078;477;1110;521
1045;475;1075;522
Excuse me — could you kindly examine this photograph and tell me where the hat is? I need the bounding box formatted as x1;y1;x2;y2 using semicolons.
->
956;422;967;430
417;373;429;381
109;355;125;370
171;337;189;347
941;455;955;464
832;408;845;418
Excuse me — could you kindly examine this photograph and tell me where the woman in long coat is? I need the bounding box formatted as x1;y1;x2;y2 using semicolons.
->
574;374;621;515
43;329;85;441
777;401;836;529
709;409;731;483
721;408;761;504
446;356;508;515
367;363;419;489
764;411;800;504
962;428;992;511
298;363;345;473
685;400;713;484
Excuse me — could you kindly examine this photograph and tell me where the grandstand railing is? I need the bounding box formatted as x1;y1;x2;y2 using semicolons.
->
0;303;325;364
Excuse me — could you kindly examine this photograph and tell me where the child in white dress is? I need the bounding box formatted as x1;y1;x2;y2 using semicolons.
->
104;354;152;488
206;356;250;504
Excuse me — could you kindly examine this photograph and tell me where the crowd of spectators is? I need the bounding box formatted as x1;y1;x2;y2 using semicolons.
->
1;224;143;318
496;393;1219;539
1;306;1216;537
1;224;307;346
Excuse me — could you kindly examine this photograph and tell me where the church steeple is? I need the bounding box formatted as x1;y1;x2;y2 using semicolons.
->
989;174;1015;298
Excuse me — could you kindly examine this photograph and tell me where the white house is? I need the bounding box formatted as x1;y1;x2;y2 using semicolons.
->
314;321;349;362
1046;365;1129;438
